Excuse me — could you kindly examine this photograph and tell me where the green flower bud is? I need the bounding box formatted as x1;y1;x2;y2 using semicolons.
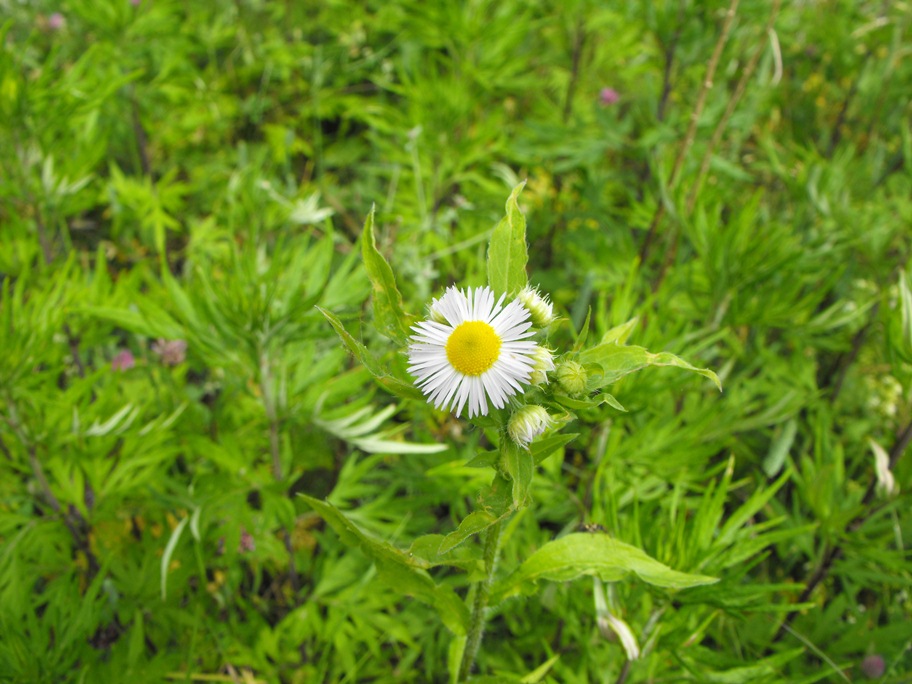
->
518;286;555;328
529;346;555;386
556;360;588;396
508;405;553;450
428;295;448;324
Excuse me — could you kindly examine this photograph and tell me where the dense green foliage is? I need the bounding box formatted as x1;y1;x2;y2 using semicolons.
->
1;0;911;682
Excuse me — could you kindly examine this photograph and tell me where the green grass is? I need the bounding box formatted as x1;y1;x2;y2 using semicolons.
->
1;0;911;682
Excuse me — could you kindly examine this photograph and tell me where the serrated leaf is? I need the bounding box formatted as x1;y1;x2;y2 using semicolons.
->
361;207;414;345
301;495;470;635
578;342;721;391
492;533;717;602
487;182;528;297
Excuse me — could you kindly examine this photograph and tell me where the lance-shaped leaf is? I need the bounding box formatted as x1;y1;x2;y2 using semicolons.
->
578;342;721;391
529;432;578;466
501;441;534;509
439;475;513;553
492;533;717;603
487;182;529;297
301;495;470;635
361;207;414;345
316;306;424;402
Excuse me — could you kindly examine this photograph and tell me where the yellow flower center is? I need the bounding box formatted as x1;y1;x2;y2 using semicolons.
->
446;321;501;376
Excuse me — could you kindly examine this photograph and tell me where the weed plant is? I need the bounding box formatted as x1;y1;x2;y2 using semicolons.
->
1;1;910;682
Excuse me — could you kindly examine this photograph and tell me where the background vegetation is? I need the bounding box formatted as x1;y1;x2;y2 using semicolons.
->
1;0;910;681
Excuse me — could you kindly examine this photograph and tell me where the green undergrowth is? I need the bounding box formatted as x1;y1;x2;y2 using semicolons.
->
1;0;910;682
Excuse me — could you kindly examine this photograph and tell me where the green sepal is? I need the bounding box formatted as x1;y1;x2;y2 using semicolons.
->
491;533;718;603
361;207;415;345
300;495;470;635
487;182;529;297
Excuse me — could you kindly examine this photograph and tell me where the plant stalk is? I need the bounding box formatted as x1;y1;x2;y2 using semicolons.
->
459;518;504;681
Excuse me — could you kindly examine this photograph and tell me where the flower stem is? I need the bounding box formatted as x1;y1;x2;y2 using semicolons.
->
459;517;504;681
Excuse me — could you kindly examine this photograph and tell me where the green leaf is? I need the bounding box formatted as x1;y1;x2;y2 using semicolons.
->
492;533;717;602
161;516;189;601
520;655;561;683
361;207;415;345
762;418;798;477
529;432;578;466
300;495;470;635
487;182;528;297
439;476;514;553
571;307;592;353
409;534;481;570
439;510;501;554
577;342;721;391
316;306;424;401
600;317;638;345
501;441;534;509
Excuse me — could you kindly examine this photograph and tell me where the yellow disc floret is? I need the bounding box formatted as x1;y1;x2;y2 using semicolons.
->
446;321;502;376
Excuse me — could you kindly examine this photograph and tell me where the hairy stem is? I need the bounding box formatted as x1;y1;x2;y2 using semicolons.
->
459;518;504;681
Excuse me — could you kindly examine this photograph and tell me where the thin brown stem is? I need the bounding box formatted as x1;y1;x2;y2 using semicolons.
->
686;0;781;214
669;0;740;193
640;0;740;265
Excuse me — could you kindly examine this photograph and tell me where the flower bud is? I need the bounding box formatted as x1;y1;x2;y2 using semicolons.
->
428;295;448;324
508;405;552;450
556;360;588;396
518;286;554;328
529;346;555;386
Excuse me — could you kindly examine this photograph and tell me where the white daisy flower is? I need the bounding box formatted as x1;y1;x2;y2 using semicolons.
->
407;286;537;418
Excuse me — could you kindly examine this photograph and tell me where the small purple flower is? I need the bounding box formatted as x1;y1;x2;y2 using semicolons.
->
861;654;885;679
47;12;65;30
111;349;135;372
129;0;142;6
239;528;255;554
599;87;620;106
151;339;187;366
